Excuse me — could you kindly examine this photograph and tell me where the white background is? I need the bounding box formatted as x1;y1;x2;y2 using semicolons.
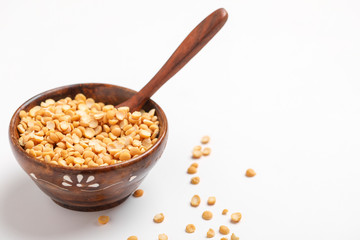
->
1;0;360;239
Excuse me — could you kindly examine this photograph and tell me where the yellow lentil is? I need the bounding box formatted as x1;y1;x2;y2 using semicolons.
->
190;195;201;207
246;168;256;177
190;162;199;168
158;233;168;240
207;196;216;205
193;145;202;151
231;212;242;223
185;224;196;233
219;225;230;235
207;228;215;238
153;213;164;223
190;176;200;185
202;147;211;156
231;233;240;240
187;166;197;174
202;210;213;220
133;189;144;198
98;215;109;225
201;135;210;144
192;150;202;159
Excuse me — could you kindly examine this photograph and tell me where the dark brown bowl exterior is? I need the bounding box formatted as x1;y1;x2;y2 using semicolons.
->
9;83;168;211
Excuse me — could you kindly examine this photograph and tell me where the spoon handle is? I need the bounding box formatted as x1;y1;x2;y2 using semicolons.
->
117;8;228;111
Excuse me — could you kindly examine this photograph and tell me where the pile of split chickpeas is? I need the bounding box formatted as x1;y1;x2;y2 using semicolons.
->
17;93;160;168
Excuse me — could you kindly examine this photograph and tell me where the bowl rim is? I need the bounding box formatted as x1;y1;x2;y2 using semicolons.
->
9;83;168;172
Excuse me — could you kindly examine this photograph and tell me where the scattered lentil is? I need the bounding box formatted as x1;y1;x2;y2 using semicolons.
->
222;209;229;215
192;150;202;159
246;168;256;177
201;135;210;144
158;233;168;240
185;224;196;233
190;195;201;207
202;210;213;220
133;189;144;198
207;196;216;205
190;176;200;185
190;162;199;168
187;165;197;174
219;225;230;235
193;145;202;151
202;147;211;156
98;215;109;225
231;233;240;240
231;212;242;223
127;236;138;240
207;228;215;238
153;213;165;223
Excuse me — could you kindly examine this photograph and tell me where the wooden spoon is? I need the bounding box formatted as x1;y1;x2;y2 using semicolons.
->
116;8;228;111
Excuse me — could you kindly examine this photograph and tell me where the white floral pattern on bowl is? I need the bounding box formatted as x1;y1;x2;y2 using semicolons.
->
29;172;138;193
129;175;137;182
29;172;69;191
62;174;99;188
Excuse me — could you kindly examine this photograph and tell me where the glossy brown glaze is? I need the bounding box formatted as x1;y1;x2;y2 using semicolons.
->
116;8;228;111
9;83;168;211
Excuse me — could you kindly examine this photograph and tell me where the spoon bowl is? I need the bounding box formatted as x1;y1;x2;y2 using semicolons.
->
9;83;168;211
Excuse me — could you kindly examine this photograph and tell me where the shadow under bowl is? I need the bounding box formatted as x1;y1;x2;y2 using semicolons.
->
9;83;168;211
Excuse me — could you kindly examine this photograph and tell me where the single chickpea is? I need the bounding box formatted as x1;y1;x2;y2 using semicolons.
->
59;121;69;131
133;189;144;198
219;225;230;235
185;224;196;233
98;215;110;225
222;209;229;215
132;111;142;120
201;135;210;144
84;128;95;138
190;176;200;185
246;168;256;177
231;233;240;240
190;162;199;168
231;212;242;223
17;124;25;134
187;166;197;174
190;195;201;207
25;140;34;149
202;147;211;156
19;110;27;118
207;228;215;238
207;196;216;205
153;213;164;223
75;93;86;101
139;129;151;138
202;210;213;220
158;233;168;240
193;145;202;151
192;150;202;159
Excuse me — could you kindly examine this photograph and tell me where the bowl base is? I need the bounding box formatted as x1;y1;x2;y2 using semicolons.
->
52;195;130;212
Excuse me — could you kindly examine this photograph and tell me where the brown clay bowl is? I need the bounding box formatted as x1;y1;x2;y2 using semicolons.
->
8;83;168;211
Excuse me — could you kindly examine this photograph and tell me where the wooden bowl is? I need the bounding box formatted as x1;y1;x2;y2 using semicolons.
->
8;83;168;211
